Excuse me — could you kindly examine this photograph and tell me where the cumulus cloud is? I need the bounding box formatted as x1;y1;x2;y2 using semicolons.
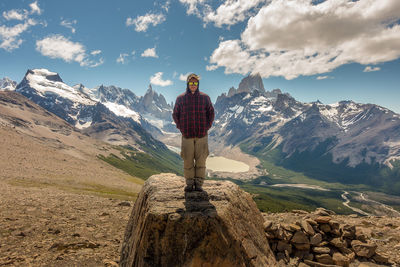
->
206;65;218;71
126;13;165;32
36;34;103;67
206;0;400;79
179;72;191;81
29;1;42;15
204;0;266;27
0;19;37;51
150;72;173;86
141;47;158;58
363;66;381;72
2;9;29;21
91;50;102;55
316;76;333;80
179;0;208;16
179;0;265;27
161;1;171;12
116;53;129;64
60;19;77;33
0;1;43;51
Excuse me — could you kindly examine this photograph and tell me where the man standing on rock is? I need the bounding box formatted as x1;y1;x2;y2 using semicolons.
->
172;73;214;192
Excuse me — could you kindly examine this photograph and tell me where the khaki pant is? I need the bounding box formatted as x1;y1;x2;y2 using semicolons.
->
180;135;209;182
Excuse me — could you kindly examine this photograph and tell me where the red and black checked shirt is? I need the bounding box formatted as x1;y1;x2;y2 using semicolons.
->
172;88;215;138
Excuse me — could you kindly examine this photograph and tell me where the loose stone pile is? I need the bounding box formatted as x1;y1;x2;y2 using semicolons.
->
263;208;391;267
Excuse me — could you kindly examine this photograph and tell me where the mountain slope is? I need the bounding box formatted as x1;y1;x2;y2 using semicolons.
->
13;69;183;178
0;90;144;197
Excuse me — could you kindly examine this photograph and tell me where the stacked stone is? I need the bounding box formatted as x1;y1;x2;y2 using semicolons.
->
263;209;390;267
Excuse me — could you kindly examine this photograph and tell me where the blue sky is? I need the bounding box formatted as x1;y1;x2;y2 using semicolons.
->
1;0;400;113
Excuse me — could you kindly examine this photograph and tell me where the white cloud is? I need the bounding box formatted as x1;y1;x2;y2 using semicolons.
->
204;0;266;27
141;47;158;58
161;1;171;12
90;58;104;68
60;19;77;33
206;65;218;71
126;13;165;32
179;72;191;81
150;72;173;86
207;0;400;80
363;66;381;72
36;34;103;67
116;50;136;64
179;0;265;27
0;19;37;51
116;53;129;64
91;50;102;55
29;1;42;15
179;0;208;16
316;76;333;80
2;9;29;21
0;2;43;51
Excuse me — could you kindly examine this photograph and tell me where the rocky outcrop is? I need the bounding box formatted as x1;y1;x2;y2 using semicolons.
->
120;173;276;267
263;208;393;266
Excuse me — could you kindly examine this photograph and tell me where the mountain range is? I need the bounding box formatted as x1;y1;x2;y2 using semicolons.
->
211;74;400;194
2;69;182;179
2;69;400;195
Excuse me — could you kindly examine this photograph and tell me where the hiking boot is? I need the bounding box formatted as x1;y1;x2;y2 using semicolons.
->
184;178;194;192
194;177;204;192
194;184;203;191
184;184;194;192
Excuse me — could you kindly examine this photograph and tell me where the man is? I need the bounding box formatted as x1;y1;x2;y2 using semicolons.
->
172;73;215;192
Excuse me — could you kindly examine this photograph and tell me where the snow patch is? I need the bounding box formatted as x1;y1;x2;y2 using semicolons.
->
103;102;141;123
75;116;93;129
243;93;251;100
258;105;273;112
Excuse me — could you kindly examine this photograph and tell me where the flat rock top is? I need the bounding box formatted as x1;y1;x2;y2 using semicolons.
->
143;173;241;215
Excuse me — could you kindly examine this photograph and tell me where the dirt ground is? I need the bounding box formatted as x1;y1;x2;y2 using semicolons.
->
0;180;135;266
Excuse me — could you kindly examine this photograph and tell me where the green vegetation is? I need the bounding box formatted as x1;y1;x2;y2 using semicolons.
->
8;179;139;200
244;185;354;214
210;176;354;214
98;144;183;180
240;139;400;196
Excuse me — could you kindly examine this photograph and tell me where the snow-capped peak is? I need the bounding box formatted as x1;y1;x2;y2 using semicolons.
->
0;77;17;91
19;69;96;106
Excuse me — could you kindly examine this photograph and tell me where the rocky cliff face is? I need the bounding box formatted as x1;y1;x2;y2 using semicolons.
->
227;73;266;97
120;173;276;267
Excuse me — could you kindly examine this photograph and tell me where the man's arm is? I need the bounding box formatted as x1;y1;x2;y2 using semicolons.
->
172;97;181;129
206;96;214;130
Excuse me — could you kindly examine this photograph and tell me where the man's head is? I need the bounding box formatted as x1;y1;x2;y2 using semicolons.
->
187;73;200;94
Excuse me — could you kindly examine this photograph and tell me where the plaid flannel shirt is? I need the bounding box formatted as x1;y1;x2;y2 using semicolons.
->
172;88;214;138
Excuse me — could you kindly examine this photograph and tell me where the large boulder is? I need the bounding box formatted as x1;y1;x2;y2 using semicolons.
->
120;173;276;267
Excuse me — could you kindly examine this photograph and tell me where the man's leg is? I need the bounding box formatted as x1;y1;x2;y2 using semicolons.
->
181;136;195;191
194;135;209;191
